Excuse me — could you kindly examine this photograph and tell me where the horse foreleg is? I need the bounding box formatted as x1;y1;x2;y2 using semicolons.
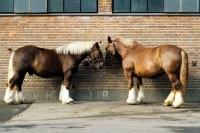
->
126;87;137;104
59;82;73;103
59;83;64;101
61;72;74;104
124;70;137;104
136;77;145;103
61;85;74;104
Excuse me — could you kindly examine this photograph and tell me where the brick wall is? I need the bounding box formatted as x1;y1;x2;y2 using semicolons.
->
0;0;199;93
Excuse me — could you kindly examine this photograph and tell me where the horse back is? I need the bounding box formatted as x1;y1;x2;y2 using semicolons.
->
13;45;63;77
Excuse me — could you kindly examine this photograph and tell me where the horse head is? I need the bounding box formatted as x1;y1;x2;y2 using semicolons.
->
105;36;118;66
88;41;104;69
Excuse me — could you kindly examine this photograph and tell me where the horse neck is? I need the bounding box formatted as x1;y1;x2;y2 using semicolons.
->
58;53;88;65
114;42;130;58
71;53;89;64
115;42;145;58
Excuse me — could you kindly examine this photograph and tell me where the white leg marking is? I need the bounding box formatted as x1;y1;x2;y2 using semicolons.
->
61;85;73;104
126;88;137;104
8;52;15;80
4;88;13;104
15;90;20;103
4;88;9;103
18;91;26;103
164;90;175;106
137;85;145;103
173;91;184;108
59;84;64;101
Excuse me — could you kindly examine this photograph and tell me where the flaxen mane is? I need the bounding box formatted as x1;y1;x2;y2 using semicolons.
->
114;37;143;47
55;41;96;54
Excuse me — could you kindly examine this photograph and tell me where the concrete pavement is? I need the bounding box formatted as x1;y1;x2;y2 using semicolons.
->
0;101;200;133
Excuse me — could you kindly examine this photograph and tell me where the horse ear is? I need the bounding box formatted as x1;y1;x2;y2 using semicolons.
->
94;42;99;48
99;41;102;44
108;36;112;43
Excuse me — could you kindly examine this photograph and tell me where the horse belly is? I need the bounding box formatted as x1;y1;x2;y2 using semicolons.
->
136;64;165;78
32;62;63;78
32;52;64;77
142;70;165;78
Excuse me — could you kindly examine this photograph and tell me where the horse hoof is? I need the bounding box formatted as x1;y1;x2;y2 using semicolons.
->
62;99;74;105
126;100;137;105
172;106;180;109
163;102;170;106
137;98;144;103
172;102;181;108
6;102;15;105
20;100;26;104
67;101;74;104
126;98;137;105
163;100;173;106
127;103;137;105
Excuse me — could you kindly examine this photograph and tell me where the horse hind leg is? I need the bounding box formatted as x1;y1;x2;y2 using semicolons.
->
136;77;145;103
15;72;26;104
172;80;184;108
5;72;26;105
15;87;26;104
4;78;15;105
164;89;175;106
14;76;26;104
164;74;183;108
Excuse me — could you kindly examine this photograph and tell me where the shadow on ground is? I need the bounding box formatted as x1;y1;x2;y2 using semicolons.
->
0;102;32;124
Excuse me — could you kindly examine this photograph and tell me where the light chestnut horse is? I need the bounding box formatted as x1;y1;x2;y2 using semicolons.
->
4;41;104;105
105;36;188;108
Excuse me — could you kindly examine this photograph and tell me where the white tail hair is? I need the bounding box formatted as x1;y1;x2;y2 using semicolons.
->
8;52;15;82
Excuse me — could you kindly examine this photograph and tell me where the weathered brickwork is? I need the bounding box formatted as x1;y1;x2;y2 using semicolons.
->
0;0;199;94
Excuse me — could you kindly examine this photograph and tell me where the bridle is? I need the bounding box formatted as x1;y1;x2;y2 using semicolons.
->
112;42;116;53
105;41;117;66
86;44;104;64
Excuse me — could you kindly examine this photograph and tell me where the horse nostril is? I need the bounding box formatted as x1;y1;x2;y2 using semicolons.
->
96;62;104;69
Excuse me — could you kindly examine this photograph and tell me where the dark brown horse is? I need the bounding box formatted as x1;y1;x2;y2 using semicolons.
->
4;41;104;105
105;36;188;108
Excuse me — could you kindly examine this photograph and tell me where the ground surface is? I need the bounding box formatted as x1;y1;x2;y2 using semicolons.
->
0;101;200;133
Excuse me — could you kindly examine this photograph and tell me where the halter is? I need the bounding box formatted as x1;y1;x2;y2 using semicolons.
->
105;41;120;66
86;43;104;64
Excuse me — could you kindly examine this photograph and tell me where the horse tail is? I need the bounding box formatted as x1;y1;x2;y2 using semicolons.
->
4;52;15;103
180;50;188;98
8;52;15;84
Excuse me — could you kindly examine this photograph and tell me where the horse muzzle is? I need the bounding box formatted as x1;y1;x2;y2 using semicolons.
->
104;55;112;66
96;60;104;69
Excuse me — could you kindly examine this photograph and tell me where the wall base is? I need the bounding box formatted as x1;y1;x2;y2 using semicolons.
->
0;89;200;103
